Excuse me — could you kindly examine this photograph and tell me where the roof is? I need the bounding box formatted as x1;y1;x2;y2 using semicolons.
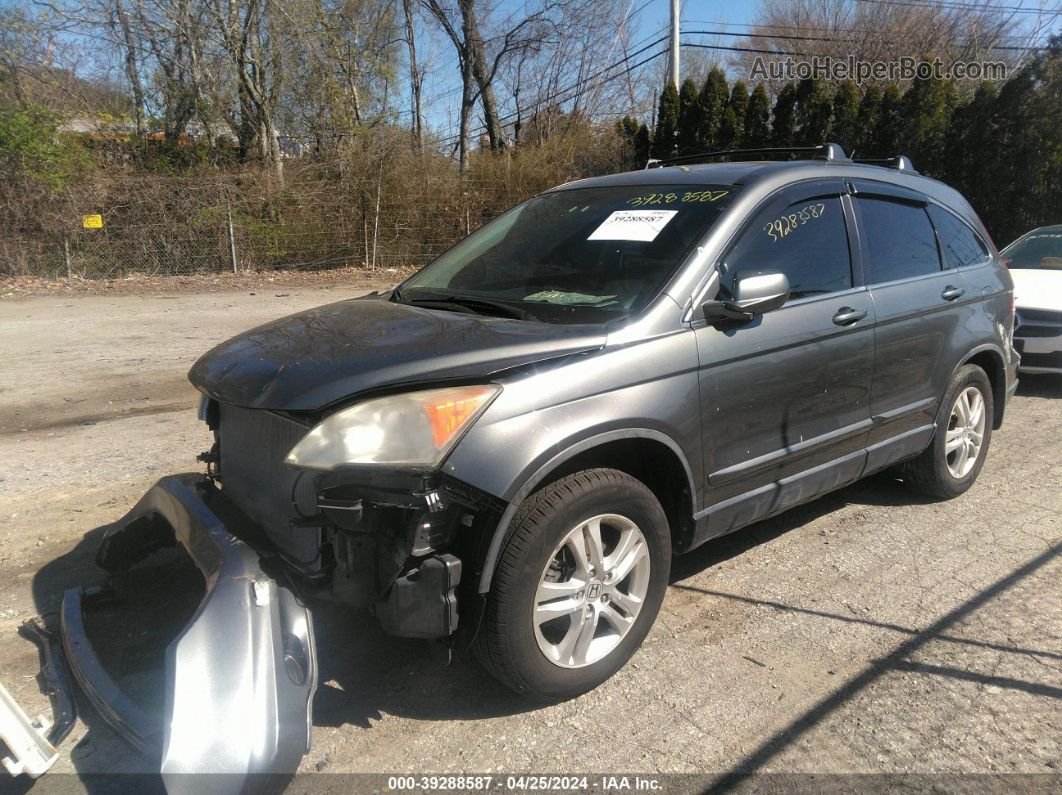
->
548;161;778;190
546;152;990;243
550;158;940;192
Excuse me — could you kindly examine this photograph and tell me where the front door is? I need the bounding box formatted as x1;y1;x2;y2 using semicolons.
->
692;180;874;545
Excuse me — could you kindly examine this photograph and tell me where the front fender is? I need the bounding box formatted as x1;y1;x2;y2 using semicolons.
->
459;427;698;594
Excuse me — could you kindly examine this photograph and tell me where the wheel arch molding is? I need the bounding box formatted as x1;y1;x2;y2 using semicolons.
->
956;343;1010;429
463;428;697;594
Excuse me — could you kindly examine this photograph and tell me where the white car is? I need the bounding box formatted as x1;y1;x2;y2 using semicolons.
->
1001;225;1062;374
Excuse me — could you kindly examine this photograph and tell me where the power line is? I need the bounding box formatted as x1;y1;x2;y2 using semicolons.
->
436;37;669;147
849;0;1061;15
425;2;664;146
683;27;1046;51
684;17;1052;42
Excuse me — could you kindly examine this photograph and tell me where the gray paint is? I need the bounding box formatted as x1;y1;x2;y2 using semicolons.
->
442;159;1017;593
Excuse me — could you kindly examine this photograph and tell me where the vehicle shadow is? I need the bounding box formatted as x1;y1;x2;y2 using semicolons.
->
1016;373;1062;398
26;522;166;793
311;604;533;730
670;470;933;583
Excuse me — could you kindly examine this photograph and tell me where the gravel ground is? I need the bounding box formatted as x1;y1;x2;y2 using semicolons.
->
0;286;1059;792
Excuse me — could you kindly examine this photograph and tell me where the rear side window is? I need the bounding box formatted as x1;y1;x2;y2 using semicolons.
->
857;197;941;283
927;205;990;268
719;196;852;299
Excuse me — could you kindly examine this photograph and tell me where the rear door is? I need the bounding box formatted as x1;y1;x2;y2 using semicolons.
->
693;179;875;543
851;180;969;470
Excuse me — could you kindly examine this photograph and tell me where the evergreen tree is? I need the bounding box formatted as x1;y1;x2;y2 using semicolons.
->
871;84;904;157
653;82;680;158
635;122;651;166
617;116;652;169
676;78;701;155
980;36;1061;241
901;64;959;176
795;78;833;143
718;81;749;149
831;80;861;154
943;83;998;223
855;85;883;157
744;83;771;147
696;67;730;150
771;83;798;147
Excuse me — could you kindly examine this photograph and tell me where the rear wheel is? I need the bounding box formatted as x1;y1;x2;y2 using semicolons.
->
475;468;670;701
906;364;993;499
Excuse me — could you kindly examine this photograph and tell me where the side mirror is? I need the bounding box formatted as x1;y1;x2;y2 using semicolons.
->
702;271;791;323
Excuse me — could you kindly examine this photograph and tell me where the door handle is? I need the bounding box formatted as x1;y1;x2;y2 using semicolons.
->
832;307;867;326
941;285;965;301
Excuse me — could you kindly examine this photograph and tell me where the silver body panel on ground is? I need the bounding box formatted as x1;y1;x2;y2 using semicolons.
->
59;474;317;794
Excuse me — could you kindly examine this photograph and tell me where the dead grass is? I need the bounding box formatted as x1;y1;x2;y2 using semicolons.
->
0;264;414;299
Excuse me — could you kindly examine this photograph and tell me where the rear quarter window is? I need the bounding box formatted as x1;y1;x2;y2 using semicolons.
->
927;205;990;268
856;197;942;283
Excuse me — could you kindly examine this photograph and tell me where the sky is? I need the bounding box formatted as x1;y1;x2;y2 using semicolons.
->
415;0;762;140
415;0;1061;143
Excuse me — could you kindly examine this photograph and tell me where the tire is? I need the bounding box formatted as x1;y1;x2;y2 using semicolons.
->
906;364;994;499
475;468;671;701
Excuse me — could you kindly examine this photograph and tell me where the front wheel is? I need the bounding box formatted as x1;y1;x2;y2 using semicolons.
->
475;468;670;701
906;364;994;499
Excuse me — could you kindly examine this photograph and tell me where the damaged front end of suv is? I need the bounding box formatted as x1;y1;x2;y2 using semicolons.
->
44;287;608;789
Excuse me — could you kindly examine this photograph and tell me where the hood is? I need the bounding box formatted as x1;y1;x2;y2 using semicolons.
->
188;296;606;411
1010;268;1062;313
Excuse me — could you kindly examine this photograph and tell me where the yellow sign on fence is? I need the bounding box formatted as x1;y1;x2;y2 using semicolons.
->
82;214;103;229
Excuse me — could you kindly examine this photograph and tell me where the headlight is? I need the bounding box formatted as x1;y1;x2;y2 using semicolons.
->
284;385;500;471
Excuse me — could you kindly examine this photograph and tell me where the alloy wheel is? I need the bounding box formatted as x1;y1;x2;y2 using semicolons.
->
532;513;651;668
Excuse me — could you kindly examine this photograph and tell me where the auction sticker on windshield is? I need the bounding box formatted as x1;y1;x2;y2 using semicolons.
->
588;209;678;242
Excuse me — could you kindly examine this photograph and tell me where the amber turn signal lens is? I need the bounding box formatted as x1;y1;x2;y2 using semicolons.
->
422;386;498;448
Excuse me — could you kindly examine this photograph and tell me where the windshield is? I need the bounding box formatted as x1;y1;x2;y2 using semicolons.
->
1002;230;1062;270
395;185;737;323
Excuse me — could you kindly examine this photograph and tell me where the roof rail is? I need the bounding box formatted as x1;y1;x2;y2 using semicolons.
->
646;142;848;169
851;155;918;173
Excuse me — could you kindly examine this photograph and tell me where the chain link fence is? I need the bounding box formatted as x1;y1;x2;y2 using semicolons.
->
2;170;525;279
13;208;470;280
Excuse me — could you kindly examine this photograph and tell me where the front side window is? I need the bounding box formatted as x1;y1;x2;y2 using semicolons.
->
397;185;737;323
857;197;942;283
927;205;990;269
718;195;853;299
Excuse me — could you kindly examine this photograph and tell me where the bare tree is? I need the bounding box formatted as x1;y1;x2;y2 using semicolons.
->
733;0;1056;93
132;0;213;144
208;0;285;181
402;0;424;151
110;0;145;136
421;0;552;169
0;7;47;107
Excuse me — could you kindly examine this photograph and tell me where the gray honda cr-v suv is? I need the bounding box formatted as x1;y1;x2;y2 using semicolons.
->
64;144;1018;782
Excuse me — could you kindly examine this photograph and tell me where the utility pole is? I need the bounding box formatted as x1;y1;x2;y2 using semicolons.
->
669;0;680;90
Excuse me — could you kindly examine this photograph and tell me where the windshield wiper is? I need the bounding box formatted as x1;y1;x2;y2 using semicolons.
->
402;293;537;321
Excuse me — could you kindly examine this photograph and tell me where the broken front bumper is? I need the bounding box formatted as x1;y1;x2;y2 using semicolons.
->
60;474;317;791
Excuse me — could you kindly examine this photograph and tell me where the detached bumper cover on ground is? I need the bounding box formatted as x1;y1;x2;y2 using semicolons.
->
60;474;317;791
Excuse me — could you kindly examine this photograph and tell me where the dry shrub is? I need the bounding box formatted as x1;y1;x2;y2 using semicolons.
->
2;123;629;278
